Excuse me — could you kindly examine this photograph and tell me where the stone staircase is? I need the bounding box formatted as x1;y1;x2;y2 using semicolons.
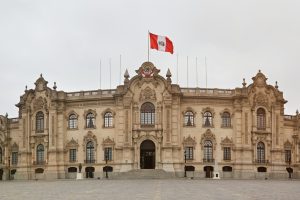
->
109;169;176;179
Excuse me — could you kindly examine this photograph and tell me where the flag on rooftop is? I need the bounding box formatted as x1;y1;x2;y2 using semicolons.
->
149;32;174;54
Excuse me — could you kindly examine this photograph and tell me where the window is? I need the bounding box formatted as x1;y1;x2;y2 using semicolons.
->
104;147;113;161
69;149;77;162
223;147;231;161
36;111;44;132
184;111;194;126
184;147;193;160
257;142;265;163
68;114;78;129
140;102;155;126
204;140;213;162
222;112;231;127
86;113;95;128
36;144;44;164
12;152;18;165
285;150;291;163
257;108;266;130
0;147;2;163
104;112;113;128
86;141;95;163
203;112;212;127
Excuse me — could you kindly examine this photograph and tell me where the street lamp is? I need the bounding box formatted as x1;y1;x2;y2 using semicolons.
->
8;156;10;181
105;149;108;179
184;150;187;178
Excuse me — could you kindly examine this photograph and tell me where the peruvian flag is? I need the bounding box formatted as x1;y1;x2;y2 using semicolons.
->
149;32;174;54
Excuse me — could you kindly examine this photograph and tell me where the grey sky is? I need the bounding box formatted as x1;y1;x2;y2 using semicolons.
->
0;0;299;117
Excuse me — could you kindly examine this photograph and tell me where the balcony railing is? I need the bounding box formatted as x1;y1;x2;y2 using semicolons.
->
85;159;96;164
255;159;269;164
33;161;46;165
203;158;215;163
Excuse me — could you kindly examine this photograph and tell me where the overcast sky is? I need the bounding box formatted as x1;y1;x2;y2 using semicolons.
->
0;0;299;117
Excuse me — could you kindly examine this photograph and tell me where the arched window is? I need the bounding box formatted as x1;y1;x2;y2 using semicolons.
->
204;140;213;162
36;144;44;164
86;113;95;128
68;114;78;129
104;112;113;128
203;112;212;127
0;147;2;163
257;142;265;163
140;102;155;126
86;141;95;163
184;111;194;126
222;112;231;127
36;111;44;132
257;108;266;130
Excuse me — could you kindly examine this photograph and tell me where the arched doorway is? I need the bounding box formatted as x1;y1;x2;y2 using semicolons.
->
85;167;95;178
0;169;3;180
140;140;155;169
204;166;214;178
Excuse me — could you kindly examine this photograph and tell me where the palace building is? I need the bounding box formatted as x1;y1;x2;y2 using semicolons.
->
0;61;299;180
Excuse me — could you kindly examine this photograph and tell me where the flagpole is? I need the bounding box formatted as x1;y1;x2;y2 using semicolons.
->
196;57;198;88
99;59;102;89
176;54;179;84
205;56;207;89
187;56;189;88
148;30;150;61
119;54;122;85
109;58;112;89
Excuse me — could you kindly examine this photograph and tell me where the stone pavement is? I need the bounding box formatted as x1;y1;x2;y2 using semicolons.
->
1;179;300;200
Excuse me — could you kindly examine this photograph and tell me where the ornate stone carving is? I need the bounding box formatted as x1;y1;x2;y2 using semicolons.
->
135;62;160;78
33;97;47;111
102;137;115;148
34;74;48;92
66;138;79;148
200;129;217;149
284;140;292;149
255;93;268;108
221;136;233;147
139;86;156;101
183;135;196;147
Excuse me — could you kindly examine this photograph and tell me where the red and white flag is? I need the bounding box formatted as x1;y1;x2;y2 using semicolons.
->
149;32;174;54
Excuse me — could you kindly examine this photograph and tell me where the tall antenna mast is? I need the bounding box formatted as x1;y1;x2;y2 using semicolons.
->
205;56;207;89
196;57;198;88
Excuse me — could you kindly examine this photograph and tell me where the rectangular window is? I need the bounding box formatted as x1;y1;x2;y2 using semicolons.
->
184;147;193;160
104;147;112;161
285;150;291;163
12;152;18;165
69;149;77;162
223;147;231;161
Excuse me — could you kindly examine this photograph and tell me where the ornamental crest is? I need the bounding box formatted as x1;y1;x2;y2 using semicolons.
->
136;62;160;78
140;86;156;101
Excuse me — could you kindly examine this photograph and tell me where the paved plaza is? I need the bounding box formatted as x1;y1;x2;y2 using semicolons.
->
1;179;300;200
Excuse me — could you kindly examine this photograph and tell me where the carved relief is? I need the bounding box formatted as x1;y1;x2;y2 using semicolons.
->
284;140;292;149
183;135;196;147
33;97;48;111
139;86;156;101
221;136;234;147
102;137;115;148
200;129;217;149
66;138;79;149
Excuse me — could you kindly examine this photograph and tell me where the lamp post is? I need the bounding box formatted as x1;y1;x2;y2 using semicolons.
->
8;156;10;181
184;150;187;178
105;149;108;179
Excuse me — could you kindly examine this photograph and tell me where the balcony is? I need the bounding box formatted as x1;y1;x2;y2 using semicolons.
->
255;159;269;164
85;160;96;164
203;158;215;164
33;161;46;165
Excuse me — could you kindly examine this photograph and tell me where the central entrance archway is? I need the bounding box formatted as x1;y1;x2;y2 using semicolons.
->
140;140;155;169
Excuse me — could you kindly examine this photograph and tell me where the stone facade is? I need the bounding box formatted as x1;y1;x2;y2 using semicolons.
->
0;61;299;180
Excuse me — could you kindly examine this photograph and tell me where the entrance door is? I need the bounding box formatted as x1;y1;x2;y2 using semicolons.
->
85;167;95;178
140;140;155;169
204;166;214;178
0;169;3;180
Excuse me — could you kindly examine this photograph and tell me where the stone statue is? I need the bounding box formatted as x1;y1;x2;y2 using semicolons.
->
79;163;82;173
